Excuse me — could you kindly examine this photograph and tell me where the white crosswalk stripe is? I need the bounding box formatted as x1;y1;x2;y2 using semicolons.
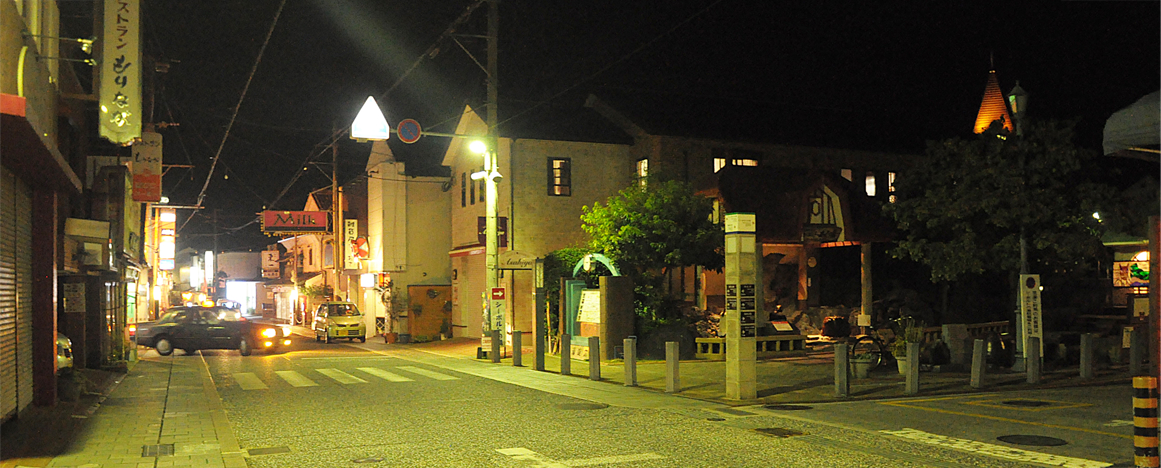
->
396;366;459;381
228;366;459;390
233;372;268;390
316;368;367;384
275;370;318;387
357;367;414;382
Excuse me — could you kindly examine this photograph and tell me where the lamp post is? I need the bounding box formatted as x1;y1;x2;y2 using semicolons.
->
471;140;503;361
1007;82;1032;371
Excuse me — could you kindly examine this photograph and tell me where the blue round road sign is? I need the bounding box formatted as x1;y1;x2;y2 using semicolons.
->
397;119;421;144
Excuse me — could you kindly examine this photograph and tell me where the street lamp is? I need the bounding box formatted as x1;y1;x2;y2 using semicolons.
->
470;140;503;361
1008;81;1028;137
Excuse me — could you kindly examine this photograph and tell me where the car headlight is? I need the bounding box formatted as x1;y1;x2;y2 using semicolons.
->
261;328;277;338
280;327;291;337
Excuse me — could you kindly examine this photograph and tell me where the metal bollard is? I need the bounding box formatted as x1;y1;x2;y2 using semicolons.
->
1079;333;1094;380
624;337;637;386
512;331;522;367
1026;338;1041;384
561;334;571;376
905;342;920;395
588;336;601;381
834;343;850;398
491;329;501;364
970;339;986;389
665;341;680;393
1134;377;1160;468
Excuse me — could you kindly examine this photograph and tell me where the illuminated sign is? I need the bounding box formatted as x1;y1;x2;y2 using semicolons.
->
99;0;142;145
132;132;162;201
261;211;328;234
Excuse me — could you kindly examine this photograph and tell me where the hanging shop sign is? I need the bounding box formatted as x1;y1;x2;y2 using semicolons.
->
131;131;162;201
261;211;328;234
99;0;142;145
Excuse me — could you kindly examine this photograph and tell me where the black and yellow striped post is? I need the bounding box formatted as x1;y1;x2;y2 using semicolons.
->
1135;376;1159;467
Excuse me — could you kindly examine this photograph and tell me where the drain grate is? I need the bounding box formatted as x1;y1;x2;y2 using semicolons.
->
997;435;1068;446
755;427;805;438
706;417;726;421
556;403;608;411
247;446;291;456
763;404;813;411
1002;400;1052;407
141;444;175;457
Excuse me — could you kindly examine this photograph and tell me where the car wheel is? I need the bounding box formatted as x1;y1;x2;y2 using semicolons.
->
325;333;333;344
155;337;174;356
358;336;366;343
239;338;252;356
182;348;198;355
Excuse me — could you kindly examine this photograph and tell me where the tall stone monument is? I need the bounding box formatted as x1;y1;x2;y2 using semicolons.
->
725;213;759;399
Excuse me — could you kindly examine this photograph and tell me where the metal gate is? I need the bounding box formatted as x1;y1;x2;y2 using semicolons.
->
1;168;33;422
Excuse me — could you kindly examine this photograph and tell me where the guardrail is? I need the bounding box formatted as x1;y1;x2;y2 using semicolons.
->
694;335;808;360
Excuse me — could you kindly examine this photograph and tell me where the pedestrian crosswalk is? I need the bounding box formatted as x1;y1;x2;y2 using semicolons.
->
230;365;459;390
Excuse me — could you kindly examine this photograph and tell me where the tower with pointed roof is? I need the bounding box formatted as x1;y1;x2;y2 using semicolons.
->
974;68;1015;134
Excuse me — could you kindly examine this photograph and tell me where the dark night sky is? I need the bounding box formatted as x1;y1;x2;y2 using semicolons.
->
66;1;1161;252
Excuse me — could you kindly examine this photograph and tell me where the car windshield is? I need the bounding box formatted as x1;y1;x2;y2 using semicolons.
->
327;304;361;316
156;310;185;323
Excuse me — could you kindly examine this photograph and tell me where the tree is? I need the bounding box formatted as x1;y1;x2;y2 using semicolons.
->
885;119;1144;283
581;180;723;322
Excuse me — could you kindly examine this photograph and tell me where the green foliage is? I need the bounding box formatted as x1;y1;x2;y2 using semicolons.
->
885;120;1122;282
542;247;605;334
891;317;925;357
580;180;724;323
581;179;724;276
299;285;334;299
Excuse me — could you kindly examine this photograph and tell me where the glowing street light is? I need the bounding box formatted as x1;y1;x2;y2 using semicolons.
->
471;139;503;360
351;96;390;142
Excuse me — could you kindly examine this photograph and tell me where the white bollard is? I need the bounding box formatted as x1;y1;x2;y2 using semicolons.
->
624;337;637;387
665;341;680;393
561;334;571;376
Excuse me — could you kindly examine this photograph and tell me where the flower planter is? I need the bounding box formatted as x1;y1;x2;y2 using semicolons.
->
384;332;398;344
895;356;908;375
852;359;873;379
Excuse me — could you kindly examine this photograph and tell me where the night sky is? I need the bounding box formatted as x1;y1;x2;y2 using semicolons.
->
64;1;1161;252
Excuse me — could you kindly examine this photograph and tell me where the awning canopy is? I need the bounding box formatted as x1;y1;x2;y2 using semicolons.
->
1103;91;1160;157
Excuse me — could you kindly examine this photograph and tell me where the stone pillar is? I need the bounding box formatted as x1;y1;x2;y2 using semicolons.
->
665;341;680;393
561;333;571;376
724;213;758;400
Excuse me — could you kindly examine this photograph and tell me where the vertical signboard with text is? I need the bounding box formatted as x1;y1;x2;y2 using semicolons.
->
132;131;162;201
100;0;142;145
724;213;758;400
1020;274;1044;357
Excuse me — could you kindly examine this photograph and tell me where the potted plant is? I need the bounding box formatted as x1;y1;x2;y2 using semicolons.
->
850;352;877;379
892;317;924;374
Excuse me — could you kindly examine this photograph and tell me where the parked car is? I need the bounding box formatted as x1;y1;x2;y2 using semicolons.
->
136;306;291;356
56;333;73;373
312;301;367;343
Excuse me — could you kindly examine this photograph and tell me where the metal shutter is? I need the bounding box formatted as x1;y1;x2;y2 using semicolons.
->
0;168;33;422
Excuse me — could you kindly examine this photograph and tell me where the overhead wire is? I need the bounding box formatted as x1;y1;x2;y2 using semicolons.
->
188;0;287;216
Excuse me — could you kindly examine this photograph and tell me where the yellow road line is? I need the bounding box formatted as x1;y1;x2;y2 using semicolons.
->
879;400;1131;439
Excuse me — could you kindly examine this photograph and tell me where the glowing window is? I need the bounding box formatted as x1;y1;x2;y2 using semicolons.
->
548;158;571;196
865;172;876;197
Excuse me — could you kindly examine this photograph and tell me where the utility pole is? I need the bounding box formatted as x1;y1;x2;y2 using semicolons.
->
331;125;340;301
484;0;503;358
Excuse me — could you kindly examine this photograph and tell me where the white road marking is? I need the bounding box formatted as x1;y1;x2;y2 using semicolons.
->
275;370;318;387
1103;419;1134;427
560;453;666;466
233;373;268;390
881;428;1111;468
496;448;664;467
396;365;459;381
357;367;414;382
315;368;367;384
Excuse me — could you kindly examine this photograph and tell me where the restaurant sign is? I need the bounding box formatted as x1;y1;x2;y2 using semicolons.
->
262;211;328;234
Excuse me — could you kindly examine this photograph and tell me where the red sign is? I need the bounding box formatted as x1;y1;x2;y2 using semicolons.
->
351;237;369;259
262;211;328;233
491;288;505;300
397;119;421;144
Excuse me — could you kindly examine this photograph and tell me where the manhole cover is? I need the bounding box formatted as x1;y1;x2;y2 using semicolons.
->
247;446;291;456
352;456;386;463
1002;400;1052;407
556;403;608;411
755;427;805;438
997;435;1068;446
763;404;813;411
706;417;726;421
141;444;175;457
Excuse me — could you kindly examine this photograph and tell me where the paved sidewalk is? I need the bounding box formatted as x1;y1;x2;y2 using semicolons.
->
2;356;245;468
359;335;1133;406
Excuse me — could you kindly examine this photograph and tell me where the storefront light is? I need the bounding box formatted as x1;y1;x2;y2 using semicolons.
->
1133;251;1149;262
361;273;375;288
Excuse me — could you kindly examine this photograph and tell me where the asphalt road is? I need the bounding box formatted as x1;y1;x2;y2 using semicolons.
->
186;340;1134;467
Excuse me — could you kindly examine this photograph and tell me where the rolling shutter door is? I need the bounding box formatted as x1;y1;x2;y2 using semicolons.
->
0;168;33;422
